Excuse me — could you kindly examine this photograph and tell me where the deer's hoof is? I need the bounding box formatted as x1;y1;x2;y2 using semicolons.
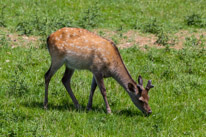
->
107;108;112;114
44;105;48;110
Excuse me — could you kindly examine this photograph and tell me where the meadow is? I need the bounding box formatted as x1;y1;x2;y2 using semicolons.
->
0;0;206;136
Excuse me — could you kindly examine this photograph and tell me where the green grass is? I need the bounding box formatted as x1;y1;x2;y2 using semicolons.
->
0;42;206;136
1;0;206;136
1;0;206;36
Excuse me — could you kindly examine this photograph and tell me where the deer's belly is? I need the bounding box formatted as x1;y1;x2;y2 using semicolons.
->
65;54;92;70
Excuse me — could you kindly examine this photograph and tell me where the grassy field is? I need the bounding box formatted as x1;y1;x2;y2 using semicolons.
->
1;0;206;34
1;0;206;136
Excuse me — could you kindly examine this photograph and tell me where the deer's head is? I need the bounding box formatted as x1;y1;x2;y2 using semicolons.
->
128;76;154;116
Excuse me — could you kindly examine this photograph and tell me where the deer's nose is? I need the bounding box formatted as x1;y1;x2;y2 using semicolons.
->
148;110;152;114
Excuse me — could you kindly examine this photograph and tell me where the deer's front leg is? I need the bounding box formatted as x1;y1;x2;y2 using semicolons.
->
94;73;111;114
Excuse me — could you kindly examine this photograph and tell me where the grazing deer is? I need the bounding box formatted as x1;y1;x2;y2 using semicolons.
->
44;27;154;115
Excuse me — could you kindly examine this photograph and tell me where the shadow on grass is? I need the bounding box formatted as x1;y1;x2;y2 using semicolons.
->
22;101;105;113
22;101;144;117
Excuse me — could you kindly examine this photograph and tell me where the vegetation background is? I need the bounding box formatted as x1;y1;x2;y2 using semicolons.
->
0;0;206;136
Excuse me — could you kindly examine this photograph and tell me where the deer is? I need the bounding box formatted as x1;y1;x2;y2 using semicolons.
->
44;27;154;115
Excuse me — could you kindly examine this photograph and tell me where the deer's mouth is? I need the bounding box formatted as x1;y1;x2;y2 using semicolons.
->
142;109;152;116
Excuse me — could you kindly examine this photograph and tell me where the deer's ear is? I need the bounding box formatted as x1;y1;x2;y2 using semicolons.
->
138;75;143;86
128;83;135;93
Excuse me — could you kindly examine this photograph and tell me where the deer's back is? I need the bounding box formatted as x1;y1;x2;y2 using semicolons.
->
47;28;120;74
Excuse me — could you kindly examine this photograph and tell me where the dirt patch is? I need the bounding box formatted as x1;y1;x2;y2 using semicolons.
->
119;31;158;49
7;34;40;48
1;28;205;49
173;30;206;49
0;28;40;48
93;29;206;49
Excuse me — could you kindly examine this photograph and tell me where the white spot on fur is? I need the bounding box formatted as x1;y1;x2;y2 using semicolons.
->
66;50;81;56
56;37;60;41
97;48;103;52
58;46;63;49
70;43;74;47
76;46;80;49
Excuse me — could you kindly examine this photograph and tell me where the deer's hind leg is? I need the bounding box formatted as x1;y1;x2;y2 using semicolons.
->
87;76;97;111
62;67;80;109
44;59;64;109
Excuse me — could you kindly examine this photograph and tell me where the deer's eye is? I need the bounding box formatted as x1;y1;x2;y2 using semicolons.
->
139;100;144;103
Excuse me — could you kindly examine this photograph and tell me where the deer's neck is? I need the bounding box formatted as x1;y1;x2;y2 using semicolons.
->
111;57;136;91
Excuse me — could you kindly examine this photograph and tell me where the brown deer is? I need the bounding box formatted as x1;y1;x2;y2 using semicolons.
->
44;27;154;115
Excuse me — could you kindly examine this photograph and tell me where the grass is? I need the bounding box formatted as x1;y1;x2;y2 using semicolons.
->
0;0;206;136
0;40;206;136
1;0;206;36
